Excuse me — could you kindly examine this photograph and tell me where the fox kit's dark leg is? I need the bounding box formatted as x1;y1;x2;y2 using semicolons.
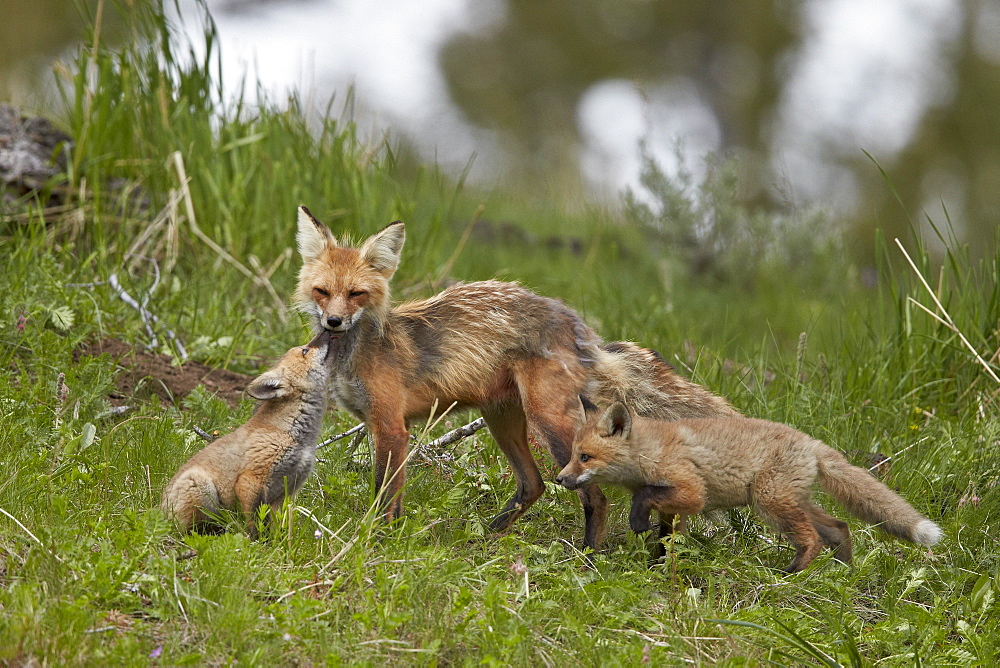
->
645;515;688;560
631;484;703;560
577;484;609;551
806;502;853;563
628;488;670;559
513;357;608;550
630;483;705;534
481;402;545;532
658;513;687;537
754;497;824;573
629;487;660;535
653;514;688;558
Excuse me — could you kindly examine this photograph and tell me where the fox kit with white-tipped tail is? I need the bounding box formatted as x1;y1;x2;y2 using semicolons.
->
293;206;737;550
556;400;942;572
160;331;332;536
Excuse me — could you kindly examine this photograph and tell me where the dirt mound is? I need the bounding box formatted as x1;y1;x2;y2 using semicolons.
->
76;338;254;407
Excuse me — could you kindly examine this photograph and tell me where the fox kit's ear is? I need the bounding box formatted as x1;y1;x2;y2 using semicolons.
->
297;205;337;262
598;402;632;439
359;221;405;277
246;372;288;401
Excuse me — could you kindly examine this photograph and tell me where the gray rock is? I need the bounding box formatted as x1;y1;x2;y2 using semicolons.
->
0;103;72;197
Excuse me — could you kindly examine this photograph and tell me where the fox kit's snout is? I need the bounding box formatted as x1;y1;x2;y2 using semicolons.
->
160;333;332;536
554;471;583;490
304;328;336;362
295;205;404;335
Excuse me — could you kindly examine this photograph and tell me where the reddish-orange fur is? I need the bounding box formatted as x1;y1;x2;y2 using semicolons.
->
294;207;737;549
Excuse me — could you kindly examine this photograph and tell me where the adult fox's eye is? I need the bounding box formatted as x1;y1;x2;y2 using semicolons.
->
313;287;330;297
580;453;591;462
348;290;366;298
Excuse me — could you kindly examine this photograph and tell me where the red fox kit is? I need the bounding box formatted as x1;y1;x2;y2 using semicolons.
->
160;331;332;536
294;206;737;549
556;400;942;572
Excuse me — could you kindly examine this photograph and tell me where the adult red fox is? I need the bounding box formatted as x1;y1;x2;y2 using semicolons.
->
556;399;942;572
160;331;332;536
294;206;737;549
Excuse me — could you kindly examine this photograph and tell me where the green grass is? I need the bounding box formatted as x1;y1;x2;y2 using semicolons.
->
2;1;999;664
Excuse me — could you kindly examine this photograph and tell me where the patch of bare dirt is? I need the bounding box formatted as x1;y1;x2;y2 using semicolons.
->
75;338;254;407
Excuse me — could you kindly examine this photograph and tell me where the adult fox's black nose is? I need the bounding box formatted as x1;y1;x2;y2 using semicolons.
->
555;474;565;485
326;316;343;329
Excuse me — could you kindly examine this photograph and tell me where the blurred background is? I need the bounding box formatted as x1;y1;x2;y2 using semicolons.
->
3;0;998;259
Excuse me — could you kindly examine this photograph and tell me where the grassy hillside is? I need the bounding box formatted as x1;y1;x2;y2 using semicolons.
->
2;2;998;664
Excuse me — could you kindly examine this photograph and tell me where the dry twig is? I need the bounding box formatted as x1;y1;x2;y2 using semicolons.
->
107;272;188;360
422;417;487;450
317;423;365;449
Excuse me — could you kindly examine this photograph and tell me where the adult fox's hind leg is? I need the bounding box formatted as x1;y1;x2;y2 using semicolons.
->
513;356;609;550
481;402;545;533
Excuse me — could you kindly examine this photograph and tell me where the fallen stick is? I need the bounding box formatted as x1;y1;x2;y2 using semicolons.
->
316;423;365;449
316;416;488;452
421;417;487;450
192;425;214;442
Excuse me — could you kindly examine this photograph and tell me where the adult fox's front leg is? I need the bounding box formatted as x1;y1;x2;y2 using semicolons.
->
368;404;410;521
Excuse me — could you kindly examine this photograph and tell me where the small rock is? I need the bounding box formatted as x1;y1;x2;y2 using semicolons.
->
0;103;73;197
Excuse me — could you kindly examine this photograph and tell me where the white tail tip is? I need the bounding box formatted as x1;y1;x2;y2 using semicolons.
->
913;519;943;546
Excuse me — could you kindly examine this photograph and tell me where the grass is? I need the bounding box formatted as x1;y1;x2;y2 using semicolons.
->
2;1;1000;664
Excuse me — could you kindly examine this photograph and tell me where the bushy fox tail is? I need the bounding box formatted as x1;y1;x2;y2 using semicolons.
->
814;445;942;546
587;341;739;420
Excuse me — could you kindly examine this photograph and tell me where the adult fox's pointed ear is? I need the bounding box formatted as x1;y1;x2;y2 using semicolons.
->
598;401;632;439
579;395;600;415
359;221;405;278
297;205;337;262
246;372;289;401
574;396;587;430
576;395;598;430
